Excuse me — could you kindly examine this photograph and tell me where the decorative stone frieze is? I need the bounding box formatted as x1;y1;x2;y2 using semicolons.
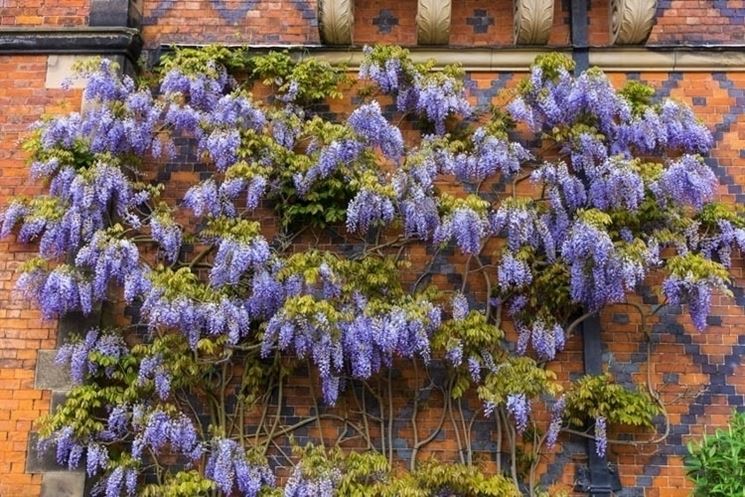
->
416;0;452;45
513;0;554;45
610;0;657;45
318;0;354;45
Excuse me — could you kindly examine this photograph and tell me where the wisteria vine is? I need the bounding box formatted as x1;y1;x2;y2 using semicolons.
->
2;46;743;496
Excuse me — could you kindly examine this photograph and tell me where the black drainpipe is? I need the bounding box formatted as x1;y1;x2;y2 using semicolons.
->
570;0;590;73
570;1;612;495
581;314;613;496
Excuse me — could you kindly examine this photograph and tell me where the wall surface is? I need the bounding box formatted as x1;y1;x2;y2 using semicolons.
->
1;1;745;497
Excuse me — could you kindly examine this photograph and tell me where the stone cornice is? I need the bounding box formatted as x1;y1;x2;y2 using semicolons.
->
0;27;142;61
155;46;745;72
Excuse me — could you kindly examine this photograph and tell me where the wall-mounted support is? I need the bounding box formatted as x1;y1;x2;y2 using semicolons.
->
318;0;354;45
513;0;554;45
610;0;657;45
581;312;614;497
416;0;452;45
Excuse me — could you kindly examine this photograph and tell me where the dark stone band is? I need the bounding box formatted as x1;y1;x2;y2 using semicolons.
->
0;28;143;62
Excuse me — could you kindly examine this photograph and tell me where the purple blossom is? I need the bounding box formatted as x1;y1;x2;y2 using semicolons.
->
546;396;566;448
454;128;531;182
517;320;565;361
662;275;718;331
209;236;271;287
345;188;395;234
594;416;608;458
86;443;109;477
451;292;469;321
588;158;645;211
150;215;182;264
652;154;718;210
498;252;532;289
434;207;487;255
205;438;274;496
131;409;203;462
347;102;404;160
506;393;531;434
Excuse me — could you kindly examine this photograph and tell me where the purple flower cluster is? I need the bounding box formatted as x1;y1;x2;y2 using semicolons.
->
137;354;172;400
56;328;127;384
263;300;440;405
141;287;251;348
451;292;469;321
491;201;554;255
150;215;182;264
131;409;203;462
294;139;363;195
506;393;531;433
161;65;228;110
284;464;341;497
434;207;488;255
623;100;712;155
205;438;275;497
358;48;470;134
588;159;644;211
102;466;138;497
594;416;608;457
20;265;92;318
561;220;643;311
652;154;718;210
345;188;395;234
516;320;565;361
545;396;566;448
347;102;404;161
662;275;719;331
209;236;271;287
498;252;532;289
454;128;531;183
38;426;83;470
702;219;745;268
75;231;140;301
86;442;109;477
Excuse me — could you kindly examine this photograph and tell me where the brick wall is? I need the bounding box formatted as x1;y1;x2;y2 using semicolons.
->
0;55;84;497
0;0;89;26
1;1;745;496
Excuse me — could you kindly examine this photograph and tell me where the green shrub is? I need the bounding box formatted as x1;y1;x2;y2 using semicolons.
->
686;410;745;497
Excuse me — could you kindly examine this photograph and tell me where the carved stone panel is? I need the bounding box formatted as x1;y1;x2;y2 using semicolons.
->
318;0;354;45
513;0;554;45
610;0;657;45
416;0;452;45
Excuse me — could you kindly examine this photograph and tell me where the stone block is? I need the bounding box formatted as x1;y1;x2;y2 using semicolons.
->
40;471;86;497
35;349;71;391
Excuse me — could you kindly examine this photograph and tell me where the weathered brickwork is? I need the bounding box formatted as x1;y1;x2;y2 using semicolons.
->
0;0;89;26
1;1;745;496
0;55;83;497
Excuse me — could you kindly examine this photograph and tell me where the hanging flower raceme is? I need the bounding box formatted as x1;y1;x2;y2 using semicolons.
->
594;416;608;457
205;218;271;287
662;253;731;331
516;319;566;361
56;328;128;384
700;218;745;268
150;211;182;264
433;195;491;255
506;393;531;434
347;101;404;161
587;157;645;211
294;138;363;195
651;154;718;210
205;438;275;497
560;213;648;311
137;354;172;400
491;199;555;257
545;396;566;448
454;127;531;183
131;408;203;462
497;251;533;289
283;460;342;497
75;229;140;301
